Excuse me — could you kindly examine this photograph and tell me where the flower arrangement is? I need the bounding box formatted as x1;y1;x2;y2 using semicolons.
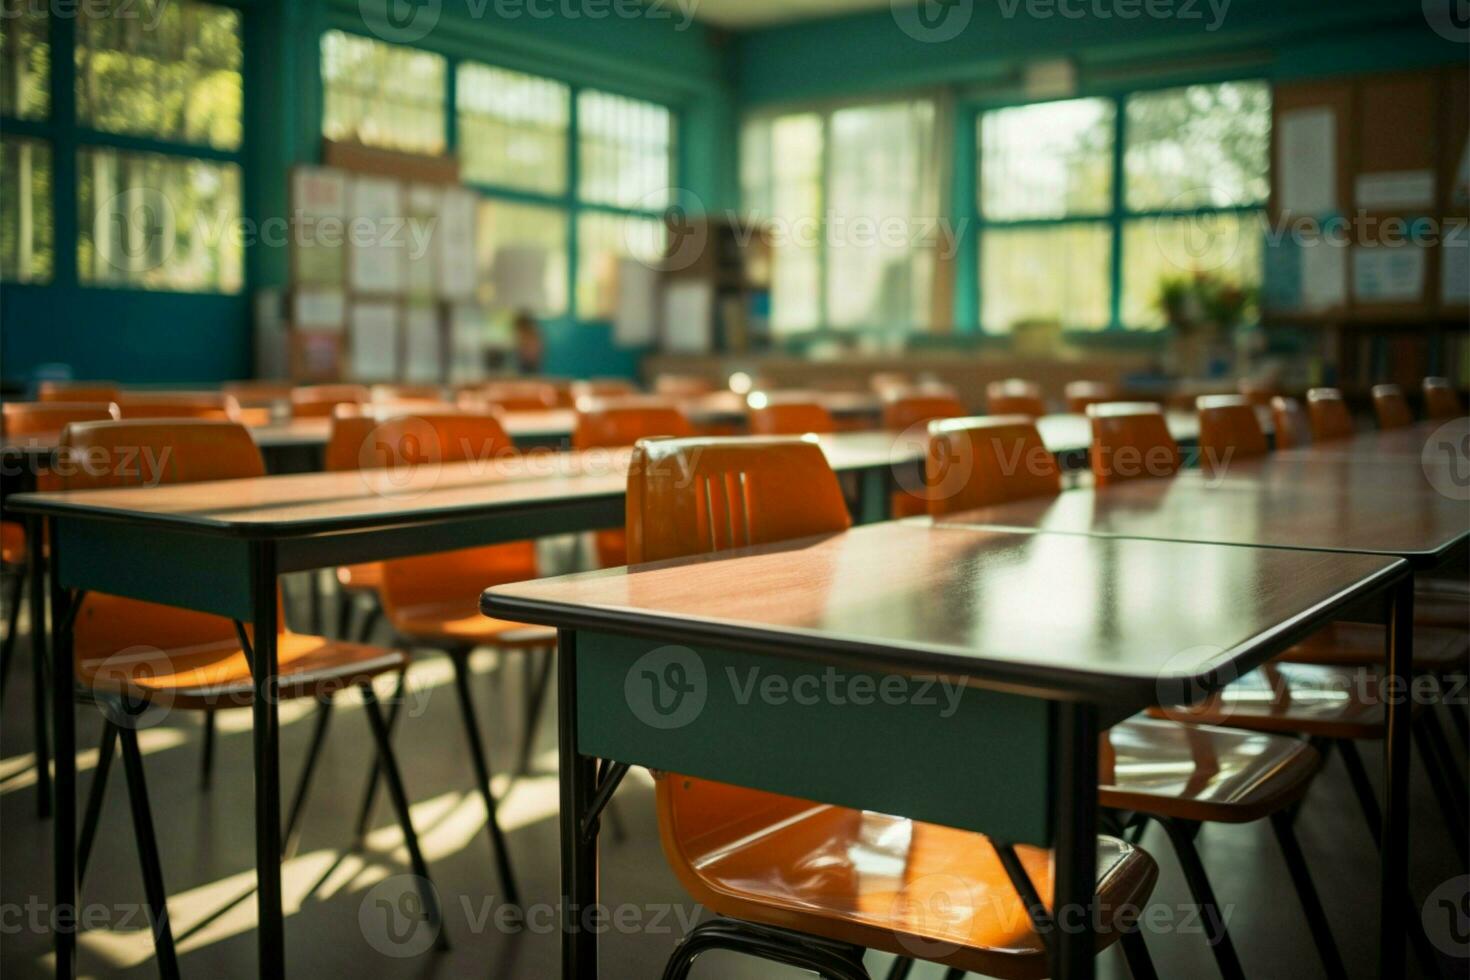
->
1157;270;1256;334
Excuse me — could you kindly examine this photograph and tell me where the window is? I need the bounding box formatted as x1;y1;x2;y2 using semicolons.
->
321;30;445;155
741;99;939;334
76;0;243;150
576;211;664;319
977;81;1269;333
1;137;54;282
476;199;568;317
577;90;674;209
1;2;49;120
457;63;569;195
77;147;243;292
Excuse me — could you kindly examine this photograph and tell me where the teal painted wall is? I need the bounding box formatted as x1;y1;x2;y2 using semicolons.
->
1;0;736;386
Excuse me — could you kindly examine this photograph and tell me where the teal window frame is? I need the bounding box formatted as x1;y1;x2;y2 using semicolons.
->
1;0;249;294
968;74;1271;337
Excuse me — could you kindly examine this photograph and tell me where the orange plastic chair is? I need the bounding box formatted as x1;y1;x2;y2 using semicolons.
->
1371;384;1414;430
37;380;120;403
747;397;836;436
1197;394;1267;471
56;419;438;967
627;436;1158;979
371;383;442;403
653;374;714;398
1422;377;1464;420
1064;380;1115;414
985;378;1047;418
1305;387;1354;442
1087;403;1179;487
1236;378;1277;408
473;379;559;411
574;399;694;568
1270;396;1311;450
883;389;966;518
926;416;1061;514
115;392;241;421
291;384;370;419
570;377;638;403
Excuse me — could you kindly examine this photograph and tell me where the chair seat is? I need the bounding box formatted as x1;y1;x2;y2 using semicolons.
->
1279;621;1468;673
1150;663;1389;740
77;631;407;711
389;601;556;649
1100;717;1321;824
1;520;25;566
659;791;1155;979
336;561;382;592
1414;585;1468;631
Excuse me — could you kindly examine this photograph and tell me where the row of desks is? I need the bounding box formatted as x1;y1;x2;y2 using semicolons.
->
10;418;1453;979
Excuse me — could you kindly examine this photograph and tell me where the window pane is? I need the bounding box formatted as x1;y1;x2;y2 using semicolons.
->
1125;81;1270;210
78;147;243;293
476;198;568;318
458;63;569;195
1;137;53;283
980;224;1112;333
741;113;823;333
321;30;445;156
1121;212;1264;329
825;100;936;330
577;90;673;209
1;2;49;119
575;211;664;319
980;98;1114;219
76;0;242;150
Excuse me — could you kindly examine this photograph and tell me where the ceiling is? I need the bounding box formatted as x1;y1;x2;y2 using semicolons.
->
688;0;916;30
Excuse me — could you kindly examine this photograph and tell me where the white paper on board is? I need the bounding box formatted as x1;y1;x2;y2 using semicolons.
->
403;304;442;382
438;187;479;301
1299;243;1347;311
661;280;713;353
613;258;658;346
1442;221;1470;306
1277;108;1336;216
349;301;400;380
293;289;346;331
1352;244;1426;303
349;176;406;294
1354;170;1435;210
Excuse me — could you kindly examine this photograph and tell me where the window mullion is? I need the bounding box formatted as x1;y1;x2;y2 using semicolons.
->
1108;95;1126;333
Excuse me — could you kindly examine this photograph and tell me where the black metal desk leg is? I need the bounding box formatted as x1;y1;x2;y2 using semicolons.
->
27;513;50;818
1052;702;1100;980
47;518;76;978
558;630;599;979
1380;577;1413;977
249;541;285;978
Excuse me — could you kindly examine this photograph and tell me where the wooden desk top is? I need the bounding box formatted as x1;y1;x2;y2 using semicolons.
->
930;475;1468;563
248;409;580;449
482;521;1403;702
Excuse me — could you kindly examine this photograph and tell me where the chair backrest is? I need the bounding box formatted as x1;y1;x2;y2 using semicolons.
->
1197;394;1267;465
2;401;119;438
115;392;241;421
1236;378;1277;408
1371;384;1414;430
222;380;294;405
372;383;443;403
1065;380;1115;414
985;378;1047;418
324;405;384;473
573;399;694;450
367;412;537;616
748;397;837;436
38;381;120;403
476;379;559;411
882;389;965;432
1306;387;1354;442
926;416;1061;514
1088;402;1180;487
1270;396;1311;450
571;378;638;403
1422;377;1464;420
291;384;370;418
653;374;714;398
628;437;852;564
57;420;268;661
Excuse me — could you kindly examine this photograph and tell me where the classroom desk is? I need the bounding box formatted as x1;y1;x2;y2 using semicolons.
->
479;521;1408;980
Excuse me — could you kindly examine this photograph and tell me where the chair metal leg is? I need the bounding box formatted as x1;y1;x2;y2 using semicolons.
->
283;699;334;860
78;721;119;884
1119;928;1159;980
661;918;870;980
1269;811;1346;978
517;648;555;775
198;710;217;790
1414;711;1469;863
939;969;966;980
1336;739;1382;848
359;683;448;951
117;724;181;980
356;602;382;644
882;957;914;980
1159;818;1245;980
0;570;23;697
451;653;521;906
351;670;407;848
335;588;355;641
